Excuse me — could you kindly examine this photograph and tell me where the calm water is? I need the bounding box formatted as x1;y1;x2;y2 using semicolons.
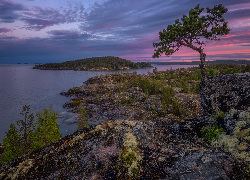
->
0;64;198;143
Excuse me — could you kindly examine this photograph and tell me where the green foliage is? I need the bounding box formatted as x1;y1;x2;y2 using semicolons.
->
32;105;62;151
170;63;250;94
17;105;36;155
152;4;231;58
210;107;227;129
225;68;239;74
200;124;225;141
0;124;23;166
132;76;175;97
77;104;89;130
206;68;220;76
0;105;62;167
132;76;151;95
171;98;189;119
200;110;227;142
192;82;200;94
121;96;135;105
155;73;165;80
161;86;175;106
182;80;190;92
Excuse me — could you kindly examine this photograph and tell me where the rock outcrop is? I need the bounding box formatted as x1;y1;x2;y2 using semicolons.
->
0;118;241;179
1;71;250;179
201;72;250;116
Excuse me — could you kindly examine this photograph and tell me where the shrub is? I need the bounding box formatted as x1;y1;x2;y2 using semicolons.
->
206;68;220;76
200;124;225;141
77;104;89;130
200;109;227;142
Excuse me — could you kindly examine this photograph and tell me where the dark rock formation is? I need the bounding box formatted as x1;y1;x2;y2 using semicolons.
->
201;72;250;116
0;118;240;179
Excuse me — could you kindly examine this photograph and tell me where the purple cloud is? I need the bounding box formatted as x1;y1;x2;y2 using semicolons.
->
47;30;95;40
1;0;250;64
0;27;12;33
20;3;85;31
47;30;79;36
0;0;27;23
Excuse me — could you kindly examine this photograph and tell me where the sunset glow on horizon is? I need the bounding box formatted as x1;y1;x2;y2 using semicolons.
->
0;0;250;64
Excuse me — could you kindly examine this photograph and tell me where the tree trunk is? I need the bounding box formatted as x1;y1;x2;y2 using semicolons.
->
25;113;27;154
199;49;212;117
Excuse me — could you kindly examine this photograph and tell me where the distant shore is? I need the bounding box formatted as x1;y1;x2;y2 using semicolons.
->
32;56;152;71
150;60;250;65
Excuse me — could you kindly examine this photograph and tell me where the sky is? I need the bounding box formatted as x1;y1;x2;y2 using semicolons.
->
0;0;250;64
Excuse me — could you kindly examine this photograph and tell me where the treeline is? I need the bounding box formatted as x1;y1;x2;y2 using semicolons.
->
150;60;250;65
33;56;152;71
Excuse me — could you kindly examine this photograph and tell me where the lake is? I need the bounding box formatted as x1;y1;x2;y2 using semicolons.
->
0;64;199;143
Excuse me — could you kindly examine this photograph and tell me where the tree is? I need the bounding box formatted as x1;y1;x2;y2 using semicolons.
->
152;4;231;117
0;123;23;166
1;105;36;166
77;104;89;130
32;105;62;151
0;105;62;167
17;105;36;155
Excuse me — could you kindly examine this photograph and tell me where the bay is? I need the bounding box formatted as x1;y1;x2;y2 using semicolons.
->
0;64;198;143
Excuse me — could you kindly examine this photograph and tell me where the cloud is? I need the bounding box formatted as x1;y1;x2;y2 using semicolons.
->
0;0;86;31
0;27;12;33
47;30;95;40
1;0;250;63
20;3;85;31
79;0;180;38
0;0;27;23
79;0;249;44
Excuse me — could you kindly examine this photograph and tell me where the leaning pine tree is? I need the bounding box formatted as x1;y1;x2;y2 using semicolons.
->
152;4;231;117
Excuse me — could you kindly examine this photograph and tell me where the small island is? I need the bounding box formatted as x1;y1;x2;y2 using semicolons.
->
33;56;152;71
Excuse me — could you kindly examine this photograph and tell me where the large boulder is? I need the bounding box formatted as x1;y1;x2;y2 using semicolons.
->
201;72;250;116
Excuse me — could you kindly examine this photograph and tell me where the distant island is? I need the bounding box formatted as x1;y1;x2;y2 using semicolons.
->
150;60;250;65
33;56;152;71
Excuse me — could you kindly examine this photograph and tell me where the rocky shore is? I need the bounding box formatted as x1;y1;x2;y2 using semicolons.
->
61;71;204;123
1;69;250;179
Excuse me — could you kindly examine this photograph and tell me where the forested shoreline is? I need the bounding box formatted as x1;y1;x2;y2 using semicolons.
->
33;56;152;71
